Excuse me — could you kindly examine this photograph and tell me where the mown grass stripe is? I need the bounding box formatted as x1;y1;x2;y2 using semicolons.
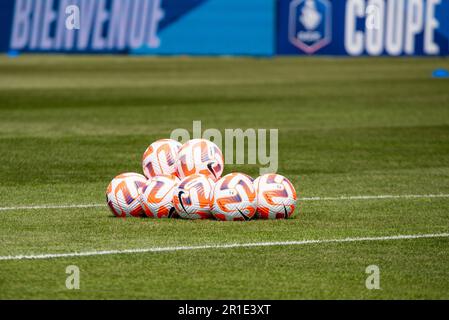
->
1;233;448;261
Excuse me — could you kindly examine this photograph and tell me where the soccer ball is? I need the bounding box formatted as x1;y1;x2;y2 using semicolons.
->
211;173;257;221
176;139;224;181
142;139;182;179
173;174;215;219
141;175;180;218
106;173;147;218
254;174;297;219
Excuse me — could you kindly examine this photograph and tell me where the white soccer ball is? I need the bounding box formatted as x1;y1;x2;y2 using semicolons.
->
175;139;224;181
141;175;180;218
173;174;215;219
253;174;298;219
211;173;257;221
142;139;182;179
106;173;147;217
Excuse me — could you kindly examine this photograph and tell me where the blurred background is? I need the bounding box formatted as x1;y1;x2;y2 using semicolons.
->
1;0;448;57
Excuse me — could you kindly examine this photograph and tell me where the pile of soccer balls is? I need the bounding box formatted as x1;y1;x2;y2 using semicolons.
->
106;139;297;221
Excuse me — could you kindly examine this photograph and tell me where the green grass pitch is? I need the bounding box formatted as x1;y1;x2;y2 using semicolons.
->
0;56;448;299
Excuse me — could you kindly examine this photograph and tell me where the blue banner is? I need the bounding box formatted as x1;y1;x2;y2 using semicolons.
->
277;0;449;56
0;0;275;55
1;0;448;56
133;0;275;56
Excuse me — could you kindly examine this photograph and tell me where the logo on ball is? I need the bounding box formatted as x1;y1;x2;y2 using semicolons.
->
211;173;257;221
141;175;180;218
176;139;224;181
254;174;297;219
173;174;215;220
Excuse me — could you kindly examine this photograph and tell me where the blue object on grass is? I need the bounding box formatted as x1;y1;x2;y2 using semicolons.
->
432;69;449;78
7;50;19;58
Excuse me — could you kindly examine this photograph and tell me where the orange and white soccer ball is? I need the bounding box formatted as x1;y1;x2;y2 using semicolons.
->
254;174;297;219
141;175;180;218
176;139;224;181
106;173;147;218
142;139;182;179
173;174;215;219
211;173;257;221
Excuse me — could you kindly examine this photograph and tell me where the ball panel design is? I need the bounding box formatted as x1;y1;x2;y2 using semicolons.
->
142;139;182;179
211;173;257;221
106;173;147;218
175;139;224;181
141;175;180;218
254;174;298;220
173;174;214;220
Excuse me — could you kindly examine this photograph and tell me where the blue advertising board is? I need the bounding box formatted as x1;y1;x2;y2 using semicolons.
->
133;0;275;55
0;0;274;55
277;0;449;56
1;0;448;56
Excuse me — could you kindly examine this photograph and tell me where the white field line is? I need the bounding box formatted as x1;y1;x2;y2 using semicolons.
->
301;194;449;201
0;204;105;211
0;233;448;261
0;194;448;212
